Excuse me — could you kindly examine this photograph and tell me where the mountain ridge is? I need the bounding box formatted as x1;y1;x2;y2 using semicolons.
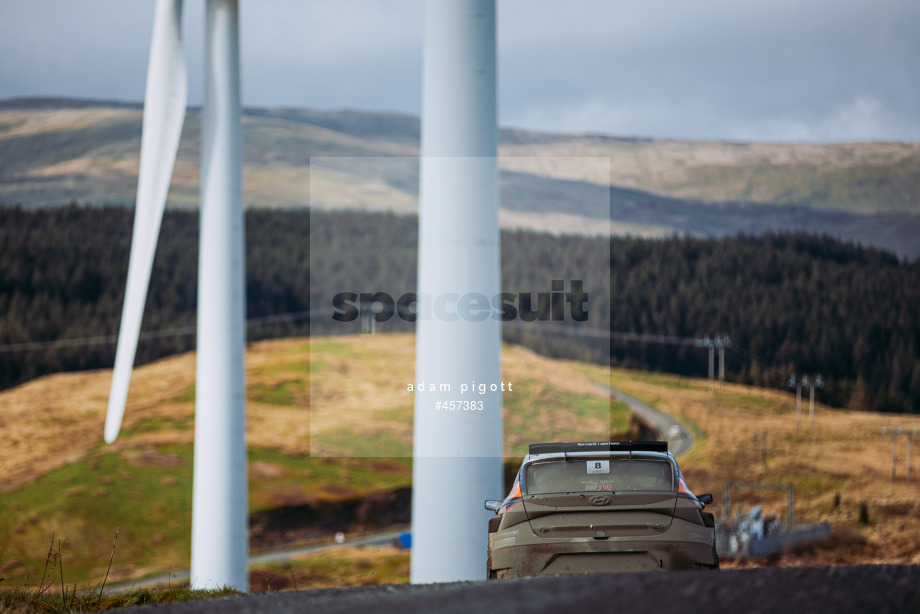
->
1;97;918;258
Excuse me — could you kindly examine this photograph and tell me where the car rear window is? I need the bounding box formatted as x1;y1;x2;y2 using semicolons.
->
523;458;674;494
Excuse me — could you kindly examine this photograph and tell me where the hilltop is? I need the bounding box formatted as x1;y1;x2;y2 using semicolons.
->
1;97;918;258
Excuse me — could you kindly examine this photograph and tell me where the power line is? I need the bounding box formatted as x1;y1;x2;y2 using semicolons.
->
0;307;338;354
503;321;701;346
2;313;767;378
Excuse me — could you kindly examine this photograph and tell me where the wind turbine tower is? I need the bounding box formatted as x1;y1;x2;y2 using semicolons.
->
412;0;504;582
104;0;248;591
191;0;247;591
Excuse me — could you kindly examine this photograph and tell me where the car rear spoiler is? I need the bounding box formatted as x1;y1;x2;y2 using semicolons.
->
529;441;669;455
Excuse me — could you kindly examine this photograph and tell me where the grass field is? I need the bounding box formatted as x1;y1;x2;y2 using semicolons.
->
249;545;410;592
603;367;920;568
0;334;625;588
2;332;919;597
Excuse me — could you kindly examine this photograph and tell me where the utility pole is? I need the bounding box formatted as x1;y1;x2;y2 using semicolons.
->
786;483;796;535
880;425;919;484
694;336;714;391
359;300;377;335
696;335;729;392
761;430;768;468
882;425;901;482
708;338;714;391
907;427;918;484
788;375;806;432
716;335;730;392
807;374;823;432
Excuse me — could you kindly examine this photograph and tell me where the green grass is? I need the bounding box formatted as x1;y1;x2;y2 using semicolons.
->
604;367;713;462
256;359;311;378
247;381;303;406
308;358;328;375
0;443;414;586
308;338;353;359
720;391;777;412
607;399;633;434
607;369;665;407
502;379;632;456
783;472;849;498
246;448;411;492
623;370;694;391
0;445;194;585
171;384;195;404
374;406;413;424
310;429;412;459
121;417;193;437
250;547;409;591
673;412;709;462
246;448;411;510
0;338;643;591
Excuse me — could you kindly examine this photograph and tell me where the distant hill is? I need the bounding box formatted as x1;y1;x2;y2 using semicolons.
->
1;97;919;258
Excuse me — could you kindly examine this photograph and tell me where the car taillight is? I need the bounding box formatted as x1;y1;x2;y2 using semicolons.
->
678;477;702;507
500;480;522;514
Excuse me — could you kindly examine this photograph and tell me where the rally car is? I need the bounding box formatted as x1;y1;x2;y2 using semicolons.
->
484;441;718;578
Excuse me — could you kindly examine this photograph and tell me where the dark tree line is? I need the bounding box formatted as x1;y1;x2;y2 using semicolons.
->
603;233;920;412
0;204;918;413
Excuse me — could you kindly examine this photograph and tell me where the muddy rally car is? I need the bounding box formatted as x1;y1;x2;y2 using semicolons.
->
485;441;718;578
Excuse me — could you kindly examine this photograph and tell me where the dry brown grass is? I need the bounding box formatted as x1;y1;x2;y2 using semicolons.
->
498;209;670;238
607;369;920;567
249;545;410;592
7;334;916;568
307;333;613;456
0;109;141;139
0;334;614;490
499;140;920;208
1;368;115;494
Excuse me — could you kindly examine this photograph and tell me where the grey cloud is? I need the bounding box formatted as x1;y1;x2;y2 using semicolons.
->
0;0;917;142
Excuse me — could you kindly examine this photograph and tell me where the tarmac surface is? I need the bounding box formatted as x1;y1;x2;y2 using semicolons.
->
121;564;920;614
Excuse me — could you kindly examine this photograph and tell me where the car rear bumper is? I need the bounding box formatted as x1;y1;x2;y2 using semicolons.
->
488;521;717;578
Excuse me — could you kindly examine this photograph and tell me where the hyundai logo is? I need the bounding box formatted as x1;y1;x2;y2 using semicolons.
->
589;495;610;506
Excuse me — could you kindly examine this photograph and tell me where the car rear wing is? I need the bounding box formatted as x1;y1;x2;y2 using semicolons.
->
528;441;669;455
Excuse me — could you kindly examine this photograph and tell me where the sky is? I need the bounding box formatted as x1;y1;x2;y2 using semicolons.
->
1;0;918;142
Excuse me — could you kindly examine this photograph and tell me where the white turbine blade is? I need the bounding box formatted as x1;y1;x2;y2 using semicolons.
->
105;0;187;444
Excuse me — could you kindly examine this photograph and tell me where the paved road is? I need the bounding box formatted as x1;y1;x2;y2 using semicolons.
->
120;564;920;614
599;384;694;456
